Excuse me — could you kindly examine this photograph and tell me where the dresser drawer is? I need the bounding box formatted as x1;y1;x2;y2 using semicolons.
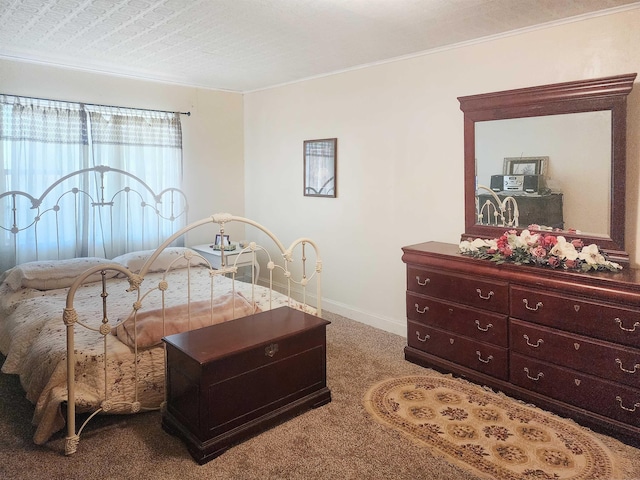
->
510;319;640;389
407;292;508;347
510;353;640;429
407;321;508;380
510;285;640;348
407;266;508;313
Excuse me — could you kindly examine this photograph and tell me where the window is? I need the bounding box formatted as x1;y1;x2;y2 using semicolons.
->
0;95;184;271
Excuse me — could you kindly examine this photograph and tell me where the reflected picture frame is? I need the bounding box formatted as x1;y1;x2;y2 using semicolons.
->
304;138;337;198
215;234;230;246
503;156;548;176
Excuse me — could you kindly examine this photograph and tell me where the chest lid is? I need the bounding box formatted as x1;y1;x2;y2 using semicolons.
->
163;306;329;364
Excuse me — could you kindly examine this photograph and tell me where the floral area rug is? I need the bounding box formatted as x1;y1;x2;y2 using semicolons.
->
364;375;619;480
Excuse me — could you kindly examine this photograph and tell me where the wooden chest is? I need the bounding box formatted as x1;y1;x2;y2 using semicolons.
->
161;306;331;464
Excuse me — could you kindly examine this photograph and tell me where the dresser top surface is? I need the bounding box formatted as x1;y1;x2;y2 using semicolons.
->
402;241;640;293
162;306;329;364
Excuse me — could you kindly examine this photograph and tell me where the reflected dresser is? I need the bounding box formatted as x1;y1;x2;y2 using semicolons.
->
162;306;331;464
402;241;640;445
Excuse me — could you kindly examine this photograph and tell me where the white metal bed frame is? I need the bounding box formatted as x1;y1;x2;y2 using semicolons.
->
0;167;322;455
62;213;322;455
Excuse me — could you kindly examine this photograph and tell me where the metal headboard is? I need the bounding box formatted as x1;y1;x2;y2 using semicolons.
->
0;165;188;272
476;185;519;228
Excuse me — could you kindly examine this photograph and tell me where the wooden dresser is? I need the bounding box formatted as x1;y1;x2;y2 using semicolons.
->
402;241;640;445
162;306;331;464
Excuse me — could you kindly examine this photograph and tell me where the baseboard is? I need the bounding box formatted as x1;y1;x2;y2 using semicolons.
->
321;298;406;337
259;278;406;337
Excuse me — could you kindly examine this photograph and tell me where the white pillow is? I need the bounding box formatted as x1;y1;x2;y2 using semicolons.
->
3;257;119;291
111;247;205;274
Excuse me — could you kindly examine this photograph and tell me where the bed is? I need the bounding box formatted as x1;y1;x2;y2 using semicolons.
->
0;169;322;456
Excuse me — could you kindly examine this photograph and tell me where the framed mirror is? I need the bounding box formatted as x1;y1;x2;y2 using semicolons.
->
458;73;636;261
304;138;337;198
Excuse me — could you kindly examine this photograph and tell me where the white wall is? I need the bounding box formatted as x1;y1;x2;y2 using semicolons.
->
244;9;640;335
0;59;246;245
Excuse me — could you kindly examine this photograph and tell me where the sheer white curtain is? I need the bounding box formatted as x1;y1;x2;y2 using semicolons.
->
0;96;184;272
0;96;89;270
86;106;184;256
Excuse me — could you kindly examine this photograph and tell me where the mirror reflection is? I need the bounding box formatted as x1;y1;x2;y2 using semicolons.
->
475;111;611;237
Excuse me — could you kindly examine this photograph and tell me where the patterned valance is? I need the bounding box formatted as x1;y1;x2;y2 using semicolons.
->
0;95;182;148
0;95;87;145
86;106;182;149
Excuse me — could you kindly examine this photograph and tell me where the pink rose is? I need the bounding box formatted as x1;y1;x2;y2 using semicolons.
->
571;239;584;249
532;246;547;258
548;256;560;268
542;235;557;248
565;259;577;269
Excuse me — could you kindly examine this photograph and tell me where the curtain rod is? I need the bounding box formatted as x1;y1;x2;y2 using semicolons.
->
2;93;191;116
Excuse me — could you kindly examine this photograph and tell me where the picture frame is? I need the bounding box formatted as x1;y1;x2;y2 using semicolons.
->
503;156;548;176
304;138;337;198
215;234;230;247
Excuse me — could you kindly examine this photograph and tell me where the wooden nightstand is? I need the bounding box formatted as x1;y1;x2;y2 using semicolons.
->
162;306;331;463
191;242;260;279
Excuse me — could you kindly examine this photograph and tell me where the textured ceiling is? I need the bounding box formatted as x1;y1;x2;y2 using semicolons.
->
1;0;639;93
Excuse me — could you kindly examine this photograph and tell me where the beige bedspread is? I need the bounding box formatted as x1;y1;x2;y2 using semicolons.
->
0;267;309;444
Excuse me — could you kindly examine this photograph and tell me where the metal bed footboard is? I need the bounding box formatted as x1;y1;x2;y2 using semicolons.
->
63;213;322;455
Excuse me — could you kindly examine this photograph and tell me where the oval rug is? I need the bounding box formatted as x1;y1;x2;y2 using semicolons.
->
363;375;617;480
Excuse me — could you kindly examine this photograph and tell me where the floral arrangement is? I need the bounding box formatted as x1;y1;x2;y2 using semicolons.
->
459;229;622;272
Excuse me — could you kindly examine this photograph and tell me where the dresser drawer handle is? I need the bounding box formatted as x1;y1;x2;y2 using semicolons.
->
476;351;493;363
416;331;430;342
524;367;544;381
415;304;429;314
615;396;640;412
615;358;640;374
475;320;493;332
476;289;494;300
416;276;430;286
523;299;543;311
523;334;544;348
614;318;640;332
265;343;279;358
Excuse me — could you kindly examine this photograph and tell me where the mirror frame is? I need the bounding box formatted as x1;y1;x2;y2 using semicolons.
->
458;73;636;262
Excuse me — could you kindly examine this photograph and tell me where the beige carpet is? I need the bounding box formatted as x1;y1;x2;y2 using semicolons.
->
1;311;640;479
365;375;623;480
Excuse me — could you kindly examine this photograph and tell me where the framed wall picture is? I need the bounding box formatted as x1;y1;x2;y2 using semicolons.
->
503;156;548;176
304;138;337;198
